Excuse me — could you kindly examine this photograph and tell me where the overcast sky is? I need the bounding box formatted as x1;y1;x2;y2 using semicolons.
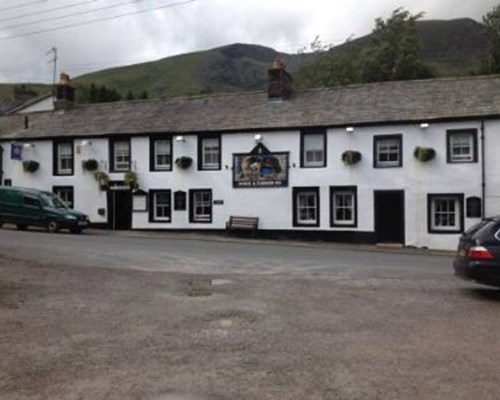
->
0;0;497;83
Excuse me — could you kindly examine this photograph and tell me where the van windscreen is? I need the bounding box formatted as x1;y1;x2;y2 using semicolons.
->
40;193;68;209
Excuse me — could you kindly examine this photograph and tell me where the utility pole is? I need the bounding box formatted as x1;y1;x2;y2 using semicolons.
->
47;47;57;101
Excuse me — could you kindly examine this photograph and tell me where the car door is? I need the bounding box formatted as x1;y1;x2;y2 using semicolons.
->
22;195;44;225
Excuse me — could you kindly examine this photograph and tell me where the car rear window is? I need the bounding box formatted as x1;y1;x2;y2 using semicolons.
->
466;220;500;242
464;219;493;237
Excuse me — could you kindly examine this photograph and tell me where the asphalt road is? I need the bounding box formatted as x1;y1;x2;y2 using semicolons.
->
0;227;453;278
4;227;500;400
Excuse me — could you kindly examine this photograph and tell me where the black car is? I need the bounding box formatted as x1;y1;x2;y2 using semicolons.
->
454;216;500;287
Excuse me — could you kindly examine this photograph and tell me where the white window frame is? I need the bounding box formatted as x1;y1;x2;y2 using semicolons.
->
57;142;73;175
192;190;212;222
429;194;463;233
153;191;171;222
375;135;402;168
113;140;130;172
302;132;325;167
294;188;319;226
154;139;172;170
449;132;475;162
54;187;74;208
332;189;356;226
201;137;220;170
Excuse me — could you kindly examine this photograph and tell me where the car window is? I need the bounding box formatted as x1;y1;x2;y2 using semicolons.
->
464;219;492;237
473;221;500;242
23;196;40;208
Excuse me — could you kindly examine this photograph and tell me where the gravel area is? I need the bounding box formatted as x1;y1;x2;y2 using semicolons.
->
1;253;500;400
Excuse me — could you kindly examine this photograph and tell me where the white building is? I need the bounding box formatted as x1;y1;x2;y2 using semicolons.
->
1;69;499;250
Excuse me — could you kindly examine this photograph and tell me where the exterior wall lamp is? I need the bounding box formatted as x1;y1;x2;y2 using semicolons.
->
81;140;92;146
254;134;263;143
346;127;354;134
420;123;429;129
175;135;185;142
23;143;35;149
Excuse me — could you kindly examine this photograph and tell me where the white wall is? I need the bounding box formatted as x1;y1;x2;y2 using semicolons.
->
1;118;492;250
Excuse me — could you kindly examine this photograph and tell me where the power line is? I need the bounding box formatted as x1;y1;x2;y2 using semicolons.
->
0;0;102;24
0;0;52;14
2;0;156;30
0;0;196;41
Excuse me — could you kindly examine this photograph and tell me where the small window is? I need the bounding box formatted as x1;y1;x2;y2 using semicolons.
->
198;136;220;170
110;139;131;172
174;191;186;211
4;179;12;186
447;129;478;163
330;186;357;227
301;129;326;168
150;137;172;171
293;187;320;227
53;186;74;208
149;190;171;222
428;194;464;233
53;141;74;175
466;196;482;218
374;135;402;168
189;189;212;223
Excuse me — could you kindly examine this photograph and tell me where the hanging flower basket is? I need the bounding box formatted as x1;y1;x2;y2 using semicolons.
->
94;170;109;190
82;158;99;172
414;147;436;162
124;171;139;189
22;160;39;173
341;150;362;165
175;156;193;170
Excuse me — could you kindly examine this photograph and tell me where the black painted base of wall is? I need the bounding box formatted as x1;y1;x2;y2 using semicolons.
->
89;225;377;245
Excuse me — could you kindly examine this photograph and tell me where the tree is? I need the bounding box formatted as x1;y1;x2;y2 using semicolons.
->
295;8;433;88
362;8;433;82
126;90;135;100
480;4;500;74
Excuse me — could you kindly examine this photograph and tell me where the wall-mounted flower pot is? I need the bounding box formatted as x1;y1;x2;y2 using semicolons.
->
94;170;109;190
82;158;99;172
22;160;39;173
341;150;362;165
414;147;436;162
124;171;139;189
175;156;193;170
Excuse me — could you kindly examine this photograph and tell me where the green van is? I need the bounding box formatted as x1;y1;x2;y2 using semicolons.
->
0;186;89;233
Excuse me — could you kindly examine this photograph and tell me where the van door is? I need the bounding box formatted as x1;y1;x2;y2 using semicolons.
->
21;195;44;226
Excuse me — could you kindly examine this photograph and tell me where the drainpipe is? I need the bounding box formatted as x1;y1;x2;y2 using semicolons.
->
0;145;3;186
481;120;486;219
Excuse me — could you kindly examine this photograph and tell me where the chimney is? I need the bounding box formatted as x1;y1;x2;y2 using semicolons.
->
55;72;75;110
268;58;293;100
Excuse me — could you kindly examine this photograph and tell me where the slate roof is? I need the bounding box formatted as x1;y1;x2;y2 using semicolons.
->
1;75;500;140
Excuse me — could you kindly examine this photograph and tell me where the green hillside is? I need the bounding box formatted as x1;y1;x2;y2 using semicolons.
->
0;18;490;113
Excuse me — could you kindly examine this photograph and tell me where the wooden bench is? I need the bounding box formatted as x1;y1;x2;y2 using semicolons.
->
225;216;259;236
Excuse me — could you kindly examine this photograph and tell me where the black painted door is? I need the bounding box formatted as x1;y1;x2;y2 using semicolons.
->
374;190;405;244
107;189;132;230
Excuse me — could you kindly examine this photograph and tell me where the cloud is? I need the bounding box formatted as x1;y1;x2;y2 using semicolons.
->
0;0;497;83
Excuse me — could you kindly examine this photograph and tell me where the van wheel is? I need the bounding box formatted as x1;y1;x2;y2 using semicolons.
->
46;220;59;233
16;224;27;230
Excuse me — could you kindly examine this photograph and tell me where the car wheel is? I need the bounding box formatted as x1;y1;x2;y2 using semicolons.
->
0;217;3;228
46;220;59;233
16;224;27;230
70;227;82;234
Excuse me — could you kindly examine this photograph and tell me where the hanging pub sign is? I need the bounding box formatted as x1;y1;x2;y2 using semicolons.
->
233;143;289;188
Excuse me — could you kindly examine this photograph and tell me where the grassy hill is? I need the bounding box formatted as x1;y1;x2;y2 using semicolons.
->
0;18;489;112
